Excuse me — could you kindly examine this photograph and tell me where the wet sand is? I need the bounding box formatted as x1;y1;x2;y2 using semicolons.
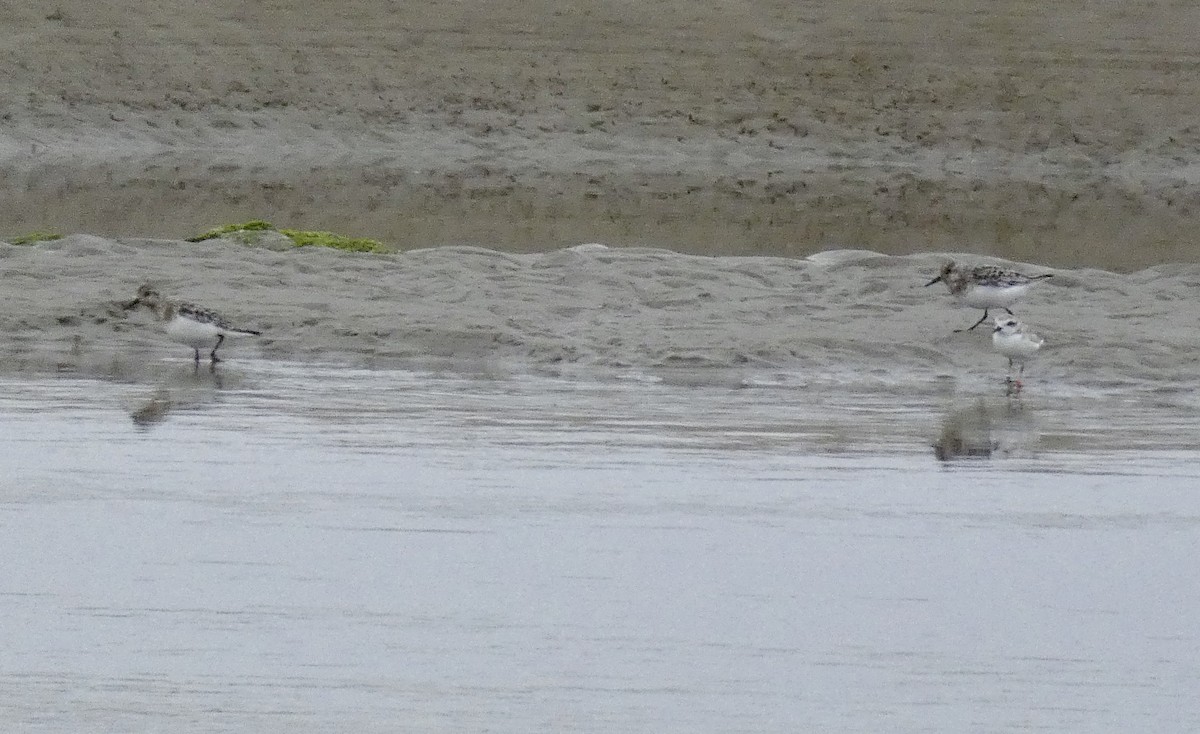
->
2;0;1200;270
4;236;1200;393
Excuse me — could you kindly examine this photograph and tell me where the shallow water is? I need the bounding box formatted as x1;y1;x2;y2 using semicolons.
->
2;361;1199;732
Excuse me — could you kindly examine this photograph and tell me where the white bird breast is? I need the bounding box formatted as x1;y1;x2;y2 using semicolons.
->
165;315;223;348
962;283;1029;309
993;331;1042;361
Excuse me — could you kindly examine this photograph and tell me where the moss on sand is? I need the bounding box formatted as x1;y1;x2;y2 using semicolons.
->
9;230;64;245
186;221;390;253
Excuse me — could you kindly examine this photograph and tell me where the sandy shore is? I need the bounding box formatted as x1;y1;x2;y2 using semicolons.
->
3;1;1199;384
1;0;1199;270
4;236;1200;391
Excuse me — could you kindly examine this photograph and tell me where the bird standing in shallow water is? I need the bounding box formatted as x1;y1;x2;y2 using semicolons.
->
124;284;262;364
991;317;1043;392
925;261;1053;332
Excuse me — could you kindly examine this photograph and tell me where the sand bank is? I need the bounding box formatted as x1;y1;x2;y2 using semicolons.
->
1;1;1199;270
4;236;1199;391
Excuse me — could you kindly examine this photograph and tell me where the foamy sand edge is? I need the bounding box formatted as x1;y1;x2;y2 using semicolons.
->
3;235;1200;390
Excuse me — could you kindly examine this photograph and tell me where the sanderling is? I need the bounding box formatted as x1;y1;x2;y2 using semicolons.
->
991;317;1043;390
925;261;1053;331
124;284;262;364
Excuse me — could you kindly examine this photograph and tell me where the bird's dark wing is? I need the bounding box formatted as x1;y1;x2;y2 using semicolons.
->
970;266;1029;288
178;302;234;329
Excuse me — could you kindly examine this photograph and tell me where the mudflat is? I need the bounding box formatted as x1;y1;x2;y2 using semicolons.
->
1;0;1198;269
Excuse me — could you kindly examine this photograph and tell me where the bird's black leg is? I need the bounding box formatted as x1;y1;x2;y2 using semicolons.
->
210;334;225;364
958;309;990;332
1002;307;1015;315
193;348;201;363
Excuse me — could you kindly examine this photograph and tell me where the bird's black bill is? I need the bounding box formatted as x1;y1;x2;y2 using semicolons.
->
924;276;942;287
122;298;141;310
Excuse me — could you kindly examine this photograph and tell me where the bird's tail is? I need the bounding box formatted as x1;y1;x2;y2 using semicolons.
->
1033;274;1053;280
234;328;263;336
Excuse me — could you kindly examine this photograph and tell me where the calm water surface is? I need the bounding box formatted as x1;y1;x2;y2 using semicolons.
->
2;361;1199;733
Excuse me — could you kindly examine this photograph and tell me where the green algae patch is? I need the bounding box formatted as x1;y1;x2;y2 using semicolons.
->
278;228;390;253
9;230;64;245
185;220;276;244
186;221;391;253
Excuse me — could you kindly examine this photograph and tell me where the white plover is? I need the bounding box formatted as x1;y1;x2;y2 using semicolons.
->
991;316;1044;391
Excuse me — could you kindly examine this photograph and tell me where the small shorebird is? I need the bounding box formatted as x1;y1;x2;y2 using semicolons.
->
925;261;1053;331
991;317;1043;391
124;284;262;364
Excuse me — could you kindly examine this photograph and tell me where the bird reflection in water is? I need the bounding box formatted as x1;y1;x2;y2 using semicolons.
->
128;363;229;429
933;397;1039;462
130;389;173;428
